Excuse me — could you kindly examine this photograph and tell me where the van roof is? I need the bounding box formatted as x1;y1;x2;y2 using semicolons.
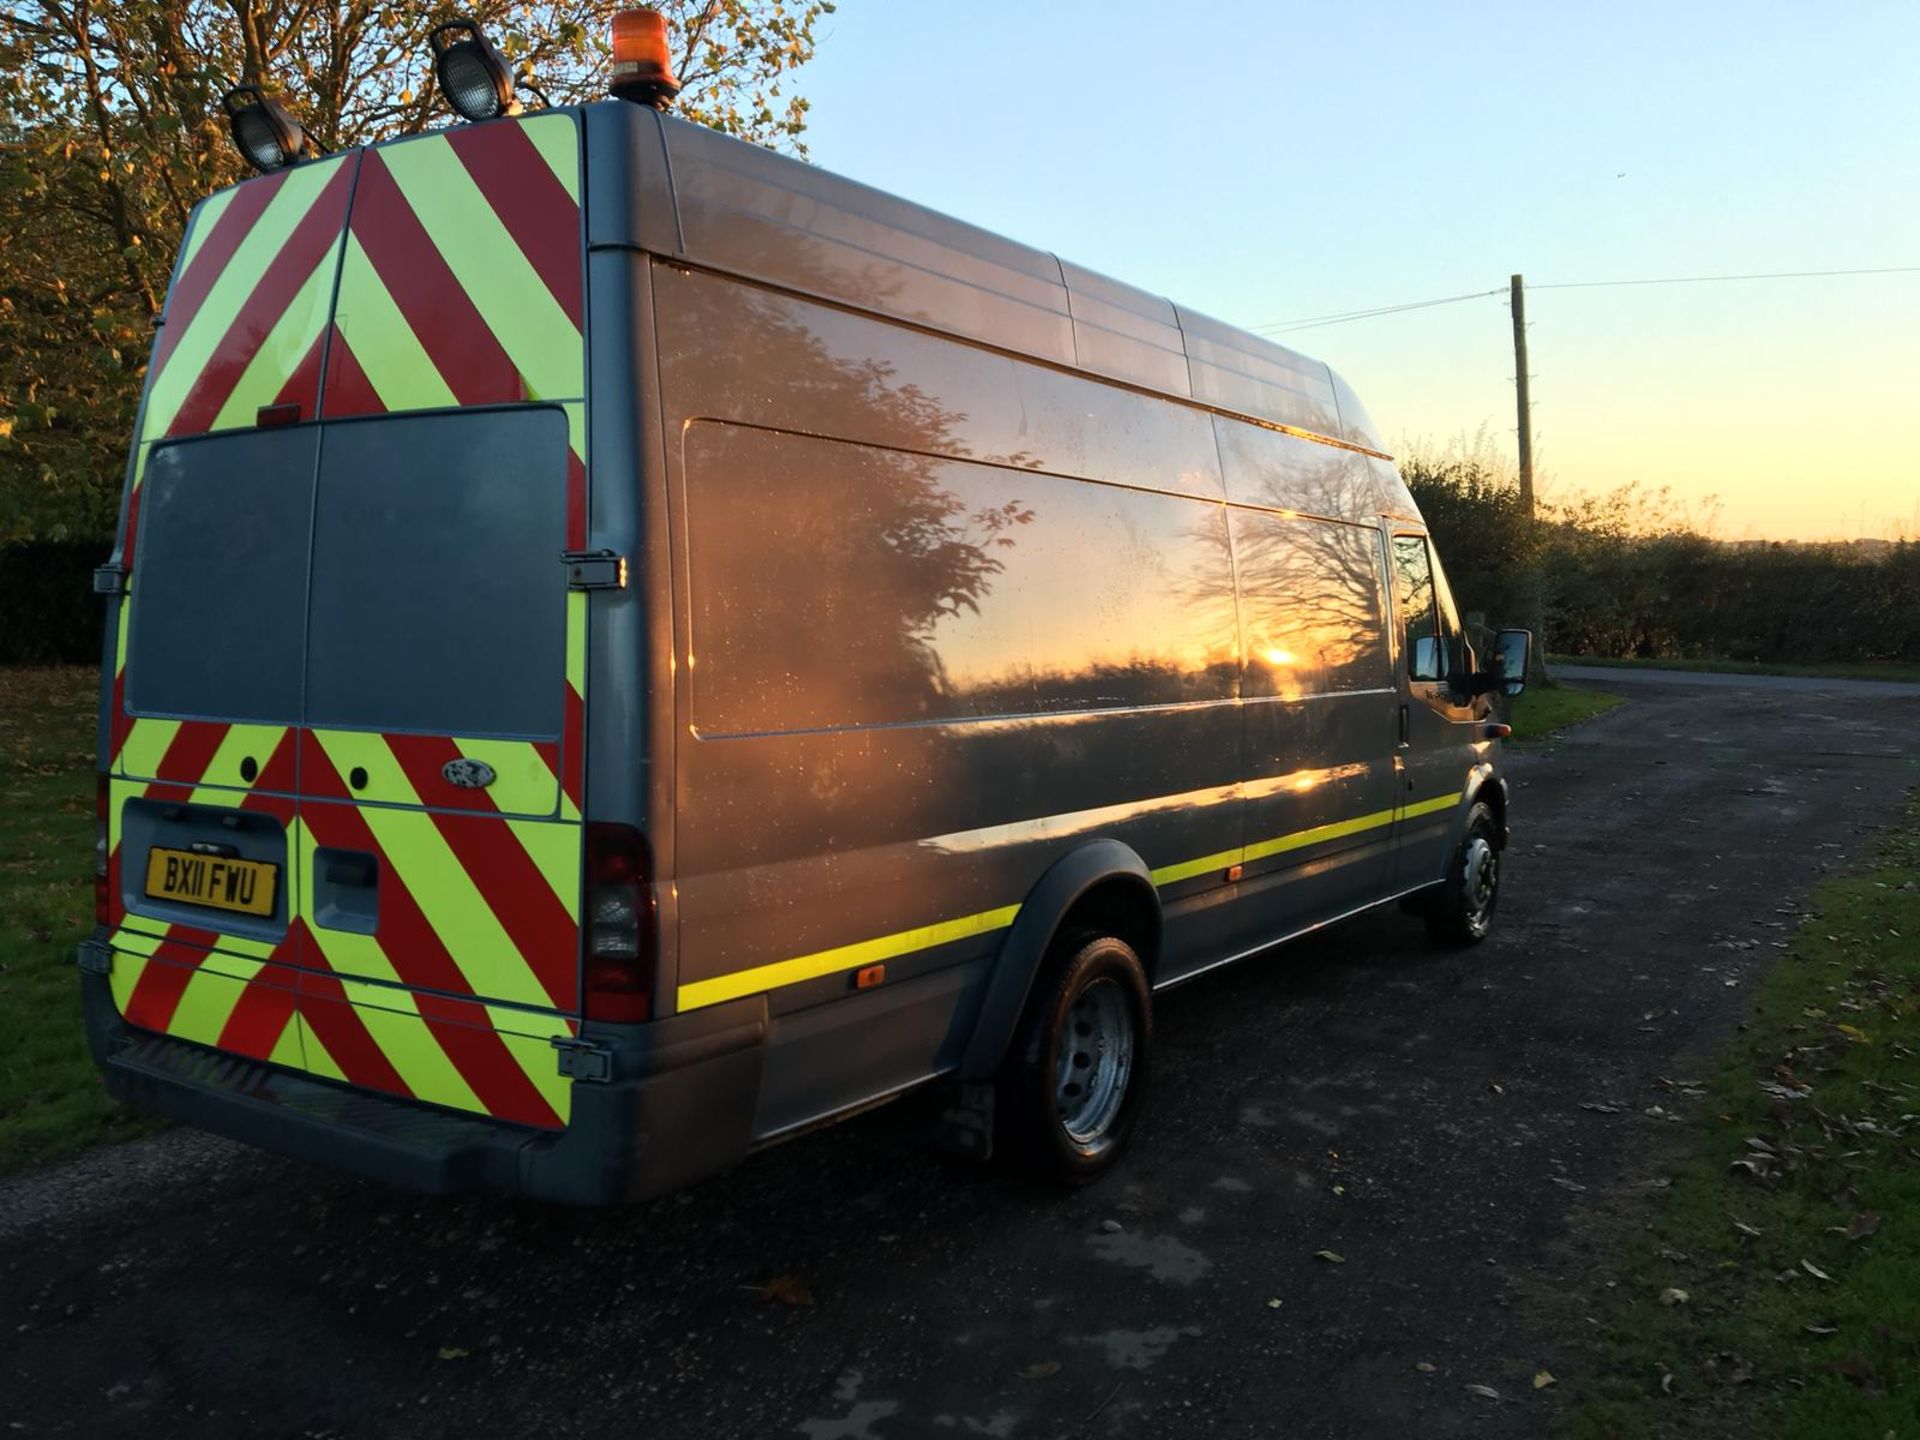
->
586;105;1389;459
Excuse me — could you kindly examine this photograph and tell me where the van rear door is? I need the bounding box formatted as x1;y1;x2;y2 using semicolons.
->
105;113;590;1132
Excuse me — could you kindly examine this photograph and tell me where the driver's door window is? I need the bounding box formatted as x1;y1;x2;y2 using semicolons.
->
1392;535;1443;682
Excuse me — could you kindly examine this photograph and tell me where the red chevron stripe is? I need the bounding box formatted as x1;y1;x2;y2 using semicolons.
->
166;159;355;437
150;719;231;785
121;938;211;1034
297;956;413;1100
383;733;577;1010
562;683;584;812
299;749;564;1127
447;121;583;327
341;150;522;408
215;965;300;1060
271;328;328;416
565;448;586;549
151;171;291;384
316;326;384;419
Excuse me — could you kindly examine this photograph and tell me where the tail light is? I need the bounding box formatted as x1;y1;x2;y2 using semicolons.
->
94;773;111;925
583;822;654;1022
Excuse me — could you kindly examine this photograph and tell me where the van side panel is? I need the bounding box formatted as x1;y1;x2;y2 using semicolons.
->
655;264;1264;1132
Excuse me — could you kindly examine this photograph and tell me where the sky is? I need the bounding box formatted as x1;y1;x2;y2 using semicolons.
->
791;1;1920;541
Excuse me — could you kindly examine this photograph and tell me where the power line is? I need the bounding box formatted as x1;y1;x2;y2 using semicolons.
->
1532;264;1920;291
1257;264;1920;335
1249;289;1502;335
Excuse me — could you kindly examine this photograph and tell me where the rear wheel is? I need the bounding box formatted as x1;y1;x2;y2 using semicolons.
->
996;931;1152;1185
1424;801;1501;947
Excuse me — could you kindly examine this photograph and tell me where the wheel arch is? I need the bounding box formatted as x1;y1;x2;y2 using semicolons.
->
959;840;1161;1080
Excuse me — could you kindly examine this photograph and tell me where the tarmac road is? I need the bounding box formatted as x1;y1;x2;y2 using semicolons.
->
5;676;1918;1439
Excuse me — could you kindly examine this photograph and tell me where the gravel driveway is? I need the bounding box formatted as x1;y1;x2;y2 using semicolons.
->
5;676;1917;1439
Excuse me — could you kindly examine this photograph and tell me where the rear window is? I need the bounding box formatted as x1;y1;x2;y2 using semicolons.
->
128;429;317;723
304;408;568;739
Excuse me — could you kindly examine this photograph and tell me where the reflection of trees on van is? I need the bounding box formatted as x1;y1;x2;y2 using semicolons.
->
1229;510;1389;698
665;264;1244;734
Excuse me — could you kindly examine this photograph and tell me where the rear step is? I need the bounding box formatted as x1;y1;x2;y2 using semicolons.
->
94;1019;541;1195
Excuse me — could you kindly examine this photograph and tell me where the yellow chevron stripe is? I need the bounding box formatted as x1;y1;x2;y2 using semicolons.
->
505;818;581;920
164;957;265;1048
267;1012;306;1069
173;187;239;284
107;947;149;1015
309;732;557;1013
378;136;582;401
116;717;181;779
141;155;351;441
191;724;290;796
449;736;559;815
333;234;460;411
208;251;336;430
677;791;1469;1012
301;941;485;1115
486;1008;574;1121
521;113;581;202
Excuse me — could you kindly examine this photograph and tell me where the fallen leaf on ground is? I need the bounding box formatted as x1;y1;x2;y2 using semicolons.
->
1805;1323;1839;1336
1801;1260;1835;1282
1842;1211;1882;1241
437;1346;469;1361
1314;1250;1346;1264
1532;1370;1556;1390
1019;1361;1060;1381
1266;1298;1282;1309
758;1273;814;1306
1659;1287;1690;1306
1464;1383;1499;1400
1730;1217;1763;1238
1415;1361;1436;1374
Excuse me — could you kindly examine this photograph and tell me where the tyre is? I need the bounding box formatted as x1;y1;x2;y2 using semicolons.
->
995;931;1152;1185
1424;800;1502;947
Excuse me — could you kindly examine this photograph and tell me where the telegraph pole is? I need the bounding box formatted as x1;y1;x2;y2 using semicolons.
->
1510;273;1533;516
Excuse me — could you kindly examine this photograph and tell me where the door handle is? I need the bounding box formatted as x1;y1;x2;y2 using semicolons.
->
1397;703;1410;747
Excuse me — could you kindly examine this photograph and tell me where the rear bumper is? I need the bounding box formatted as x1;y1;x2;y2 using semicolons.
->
81;965;767;1206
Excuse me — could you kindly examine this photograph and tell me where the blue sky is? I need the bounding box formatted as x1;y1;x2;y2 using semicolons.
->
793;1;1920;540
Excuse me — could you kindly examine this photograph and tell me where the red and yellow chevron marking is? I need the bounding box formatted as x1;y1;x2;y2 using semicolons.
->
104;114;590;1135
324;115;583;418
143;154;357;443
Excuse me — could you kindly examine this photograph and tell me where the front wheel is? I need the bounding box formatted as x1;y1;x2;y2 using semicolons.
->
995;931;1153;1185
1424;801;1502;947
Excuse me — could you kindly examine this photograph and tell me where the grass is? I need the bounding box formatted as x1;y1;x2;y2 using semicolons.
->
1507;682;1625;741
1568;793;1920;1438
0;666;156;1173
1551;655;1920;686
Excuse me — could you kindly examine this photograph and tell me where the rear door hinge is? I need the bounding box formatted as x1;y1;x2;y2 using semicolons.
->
76;939;113;975
562;550;627;591
92;563;128;597
550;1034;613;1083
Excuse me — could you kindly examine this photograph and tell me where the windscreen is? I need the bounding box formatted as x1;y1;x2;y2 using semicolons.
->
303;407;568;738
128;429;317;723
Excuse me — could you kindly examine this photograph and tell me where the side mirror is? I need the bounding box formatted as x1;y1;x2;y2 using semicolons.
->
1490;629;1532;697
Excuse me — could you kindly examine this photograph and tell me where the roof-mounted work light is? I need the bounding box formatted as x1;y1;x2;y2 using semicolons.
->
430;18;519;122
609;8;681;108
222;85;309;173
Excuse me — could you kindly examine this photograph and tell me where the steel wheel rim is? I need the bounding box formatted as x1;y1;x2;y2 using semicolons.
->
1463;835;1497;936
1055;977;1134;1145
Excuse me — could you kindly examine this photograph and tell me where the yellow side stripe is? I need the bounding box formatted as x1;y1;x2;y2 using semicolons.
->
677;791;1467;1012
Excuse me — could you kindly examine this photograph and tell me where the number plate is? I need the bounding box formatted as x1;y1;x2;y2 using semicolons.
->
144;848;278;917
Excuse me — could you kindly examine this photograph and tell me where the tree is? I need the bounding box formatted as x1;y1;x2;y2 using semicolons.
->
0;0;834;543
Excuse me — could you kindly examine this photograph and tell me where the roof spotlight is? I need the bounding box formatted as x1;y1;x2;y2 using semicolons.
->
609;8;681;109
431;18;518;122
221;85;309;173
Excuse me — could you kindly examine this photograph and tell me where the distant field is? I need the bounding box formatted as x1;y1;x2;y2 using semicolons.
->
1552;655;1920;685
1508;683;1624;741
0;667;154;1173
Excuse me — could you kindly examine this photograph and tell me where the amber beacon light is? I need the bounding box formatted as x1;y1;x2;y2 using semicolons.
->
609;8;681;108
